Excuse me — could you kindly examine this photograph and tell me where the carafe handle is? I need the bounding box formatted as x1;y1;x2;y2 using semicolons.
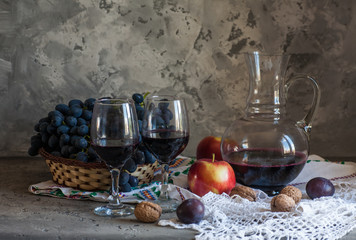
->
285;74;321;137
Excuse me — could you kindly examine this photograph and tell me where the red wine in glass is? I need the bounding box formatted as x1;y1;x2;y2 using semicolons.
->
226;148;307;195
141;95;189;212
142;130;189;164
90;98;140;217
91;143;138;169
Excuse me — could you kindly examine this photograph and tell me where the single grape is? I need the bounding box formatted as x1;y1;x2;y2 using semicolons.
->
31;133;41;141
55;104;70;115
176;199;205;224
34;123;40;132
70;135;81;145
132;93;144;104
46;124;56;134
120;183;132;192
88;154;100;163
61;145;70;158
69;105;83;118
30;134;43;149
51;115;63;127
70;126;78;135
119;171;130;185
81;110;92;121
59;134;70;146
68;99;84;108
77;125;89;136
76;152;88;163
39;117;50;123
77;118;87;126
128;175;139;187
162;108;173;124
68;146;78;155
28;146;39;156
48;110;64;121
133;150;145;165
74;137;88;149
306;177;335;199
84;98;96;110
57;125;70;135
144;150;156;164
48;135;59;148
41;132;49;143
39;122;49;133
123;158;137;173
65;116;77;127
87;146;97;157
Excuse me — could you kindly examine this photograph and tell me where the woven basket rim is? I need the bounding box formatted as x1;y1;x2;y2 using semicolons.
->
39;148;107;169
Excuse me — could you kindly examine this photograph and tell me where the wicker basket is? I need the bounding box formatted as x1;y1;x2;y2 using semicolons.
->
39;148;158;191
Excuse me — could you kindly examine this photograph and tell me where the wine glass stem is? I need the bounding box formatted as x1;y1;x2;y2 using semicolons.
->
160;163;170;201
109;168;121;206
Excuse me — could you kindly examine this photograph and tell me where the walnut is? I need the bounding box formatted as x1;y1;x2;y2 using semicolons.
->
271;194;295;212
280;185;302;204
134;201;162;223
229;185;257;201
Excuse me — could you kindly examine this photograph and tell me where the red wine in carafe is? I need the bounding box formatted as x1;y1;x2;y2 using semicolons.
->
226;148;307;194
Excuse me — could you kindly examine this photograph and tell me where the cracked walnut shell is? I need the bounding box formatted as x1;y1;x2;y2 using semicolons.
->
280;185;302;204
229;185;257;201
134;201;162;223
271;194;295;212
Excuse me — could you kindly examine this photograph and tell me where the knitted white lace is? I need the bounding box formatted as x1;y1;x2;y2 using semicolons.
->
159;177;356;240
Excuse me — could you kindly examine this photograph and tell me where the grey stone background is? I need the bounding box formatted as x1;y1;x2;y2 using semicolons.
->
0;0;355;157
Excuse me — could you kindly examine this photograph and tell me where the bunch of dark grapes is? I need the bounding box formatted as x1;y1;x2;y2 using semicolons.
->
28;94;157;193
28;98;98;163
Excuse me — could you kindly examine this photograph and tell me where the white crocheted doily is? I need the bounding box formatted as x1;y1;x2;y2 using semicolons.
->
159;174;356;240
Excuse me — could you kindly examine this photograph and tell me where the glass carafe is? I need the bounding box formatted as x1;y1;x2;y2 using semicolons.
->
221;51;321;195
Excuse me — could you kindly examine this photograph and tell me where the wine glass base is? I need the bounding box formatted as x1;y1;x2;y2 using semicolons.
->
153;198;180;213
94;204;134;217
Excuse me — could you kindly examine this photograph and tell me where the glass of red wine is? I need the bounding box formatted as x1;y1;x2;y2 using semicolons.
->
142;95;189;212
90;98;140;217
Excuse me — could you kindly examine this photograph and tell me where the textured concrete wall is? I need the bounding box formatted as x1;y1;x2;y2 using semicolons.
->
0;0;355;157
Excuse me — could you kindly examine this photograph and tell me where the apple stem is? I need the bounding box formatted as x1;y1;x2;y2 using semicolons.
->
212;153;215;163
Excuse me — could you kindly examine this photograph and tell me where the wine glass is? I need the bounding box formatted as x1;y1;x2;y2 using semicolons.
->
141;95;189;212
90;98;140;217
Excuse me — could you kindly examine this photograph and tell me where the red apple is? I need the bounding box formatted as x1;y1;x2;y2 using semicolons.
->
196;136;223;161
188;155;236;197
